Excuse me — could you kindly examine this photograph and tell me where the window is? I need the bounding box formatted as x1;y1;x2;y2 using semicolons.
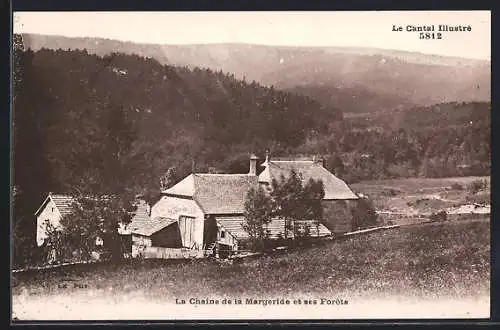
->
220;230;225;239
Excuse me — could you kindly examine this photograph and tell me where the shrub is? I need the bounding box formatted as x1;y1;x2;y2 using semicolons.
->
430;210;447;222
43;194;136;264
351;197;379;230
450;182;464;190
465;193;490;205
381;188;400;197
468;179;488;194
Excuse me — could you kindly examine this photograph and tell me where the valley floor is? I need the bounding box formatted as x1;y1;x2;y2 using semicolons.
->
351;176;490;225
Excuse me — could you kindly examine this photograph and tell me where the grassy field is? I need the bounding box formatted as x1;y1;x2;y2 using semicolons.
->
351;176;490;194
350;176;490;224
13;218;490;308
12;176;490;319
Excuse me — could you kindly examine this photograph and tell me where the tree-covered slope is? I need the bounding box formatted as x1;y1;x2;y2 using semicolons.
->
12;45;491;266
22;34;491;115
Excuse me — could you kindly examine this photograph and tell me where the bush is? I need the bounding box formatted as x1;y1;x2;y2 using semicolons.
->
450;182;464;190
468;179;488;194
351;197;379;230
381;188;400;197
465;193;490;205
430;210;447;222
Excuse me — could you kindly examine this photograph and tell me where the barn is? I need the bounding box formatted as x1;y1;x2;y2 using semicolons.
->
34;154;360;260
145;170;332;258
258;154;359;234
143;153;358;258
143;172;259;257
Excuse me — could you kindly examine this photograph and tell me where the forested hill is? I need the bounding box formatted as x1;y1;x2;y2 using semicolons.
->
14;46;491;198
345;101;491;131
13;47;340;199
21;33;491;115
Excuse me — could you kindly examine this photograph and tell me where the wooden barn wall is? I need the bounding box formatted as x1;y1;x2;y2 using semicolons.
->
322;200;357;234
151;223;183;248
150;196;205;250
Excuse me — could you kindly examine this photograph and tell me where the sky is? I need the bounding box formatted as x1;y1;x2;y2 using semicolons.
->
13;11;491;60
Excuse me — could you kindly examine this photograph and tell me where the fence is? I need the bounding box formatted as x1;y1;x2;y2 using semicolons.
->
142;246;204;259
342;224;400;237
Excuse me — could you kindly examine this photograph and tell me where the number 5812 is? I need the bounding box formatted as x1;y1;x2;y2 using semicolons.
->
419;32;443;40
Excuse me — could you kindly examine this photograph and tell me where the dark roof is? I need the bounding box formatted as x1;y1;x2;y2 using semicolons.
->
50;194;76;217
35;193;151;223
35;193;76;216
164;174;258;214
215;216;331;240
130;199;151;223
128;217;177;236
259;160;358;200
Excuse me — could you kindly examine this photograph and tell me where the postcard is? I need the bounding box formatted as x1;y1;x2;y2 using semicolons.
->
11;10;491;321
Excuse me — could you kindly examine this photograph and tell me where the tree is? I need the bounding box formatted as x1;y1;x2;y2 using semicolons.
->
351;197;379;230
160;167;177;190
269;169;325;240
242;186;273;252
43;101;138;263
429;210;447;222
99;102;137;192
45;193;135;263
327;154;345;178
270;170;303;238
12;46;56;266
298;178;325;237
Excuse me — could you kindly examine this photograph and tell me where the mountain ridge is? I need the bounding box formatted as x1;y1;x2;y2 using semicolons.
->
21;33;490;65
20;33;490;114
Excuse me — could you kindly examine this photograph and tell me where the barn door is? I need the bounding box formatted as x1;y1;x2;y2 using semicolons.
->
178;216;196;248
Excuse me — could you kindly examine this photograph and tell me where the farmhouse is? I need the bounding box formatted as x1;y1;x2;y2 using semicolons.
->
134;153;358;258
34;193;143;260
258;153;359;233
134;171;259;258
34;193;76;247
34;154;359;260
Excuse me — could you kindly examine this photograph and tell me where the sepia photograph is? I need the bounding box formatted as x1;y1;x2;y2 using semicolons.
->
11;10;491;321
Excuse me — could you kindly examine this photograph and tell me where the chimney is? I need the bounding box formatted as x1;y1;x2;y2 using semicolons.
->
261;149;270;167
313;155;324;166
249;154;258;176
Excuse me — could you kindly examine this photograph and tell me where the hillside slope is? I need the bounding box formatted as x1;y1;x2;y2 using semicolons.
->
13;47;491;201
12;46;491;268
21;33;491;114
13;220;490;319
14;48;338;193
